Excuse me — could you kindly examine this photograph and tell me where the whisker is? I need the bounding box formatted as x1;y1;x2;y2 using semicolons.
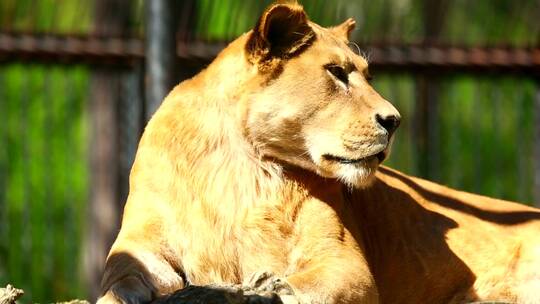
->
348;41;362;56
297;150;310;158
362;50;372;63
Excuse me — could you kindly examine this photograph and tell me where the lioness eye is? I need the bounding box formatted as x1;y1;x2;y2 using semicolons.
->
325;65;349;85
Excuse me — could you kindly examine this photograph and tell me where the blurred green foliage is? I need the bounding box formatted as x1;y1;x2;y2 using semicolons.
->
0;65;89;301
0;1;93;33
1;0;538;45
0;0;539;302
196;0;540;46
378;74;537;203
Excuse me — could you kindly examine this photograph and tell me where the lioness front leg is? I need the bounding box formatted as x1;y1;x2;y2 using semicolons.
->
243;253;377;304
97;238;184;304
276;199;379;304
284;255;378;304
241;245;377;304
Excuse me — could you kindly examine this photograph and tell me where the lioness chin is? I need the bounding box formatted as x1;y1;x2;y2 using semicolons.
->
98;2;540;304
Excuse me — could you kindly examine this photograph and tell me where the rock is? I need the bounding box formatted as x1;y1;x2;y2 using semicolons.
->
0;285;24;304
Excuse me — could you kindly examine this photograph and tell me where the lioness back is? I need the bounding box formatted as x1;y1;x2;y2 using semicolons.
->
351;167;540;303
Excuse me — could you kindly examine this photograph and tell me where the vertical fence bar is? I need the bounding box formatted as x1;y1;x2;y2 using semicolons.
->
177;0;197;42
118;64;145;205
145;0;177;121
38;66;53;301
0;70;6;282
19;68;32;299
85;0;134;301
471;79;482;193
87;70;121;301
491;81;503;198
414;0;449;181
415;76;441;180
534;81;540;207
515;83;527;202
177;0;199;82
61;69;79;297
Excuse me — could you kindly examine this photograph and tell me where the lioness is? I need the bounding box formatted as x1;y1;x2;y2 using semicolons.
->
98;2;540;304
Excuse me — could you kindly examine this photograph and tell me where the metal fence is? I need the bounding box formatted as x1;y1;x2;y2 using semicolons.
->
1;0;539;302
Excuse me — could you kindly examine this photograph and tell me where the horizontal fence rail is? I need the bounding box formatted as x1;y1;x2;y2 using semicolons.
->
1;32;540;73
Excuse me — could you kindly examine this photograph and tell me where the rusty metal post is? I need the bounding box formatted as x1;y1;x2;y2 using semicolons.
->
145;0;177;121
87;70;120;301
85;0;134;301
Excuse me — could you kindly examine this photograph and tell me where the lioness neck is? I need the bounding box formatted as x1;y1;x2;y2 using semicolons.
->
132;35;321;226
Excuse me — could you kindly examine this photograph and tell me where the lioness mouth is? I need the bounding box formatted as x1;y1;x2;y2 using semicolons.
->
324;152;386;164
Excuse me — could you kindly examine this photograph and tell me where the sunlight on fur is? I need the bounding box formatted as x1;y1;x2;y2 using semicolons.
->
98;2;540;304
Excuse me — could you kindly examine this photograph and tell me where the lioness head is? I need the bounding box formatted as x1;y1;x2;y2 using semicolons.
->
243;2;400;188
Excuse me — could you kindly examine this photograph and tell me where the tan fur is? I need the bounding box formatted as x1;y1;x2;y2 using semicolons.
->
97;3;540;304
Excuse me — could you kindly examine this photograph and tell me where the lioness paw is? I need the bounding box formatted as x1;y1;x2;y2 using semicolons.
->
245;271;295;296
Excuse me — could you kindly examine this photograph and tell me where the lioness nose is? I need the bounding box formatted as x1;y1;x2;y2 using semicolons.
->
376;114;401;136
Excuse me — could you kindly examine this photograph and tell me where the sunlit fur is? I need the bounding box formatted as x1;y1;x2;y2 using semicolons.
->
98;2;540;304
98;4;384;303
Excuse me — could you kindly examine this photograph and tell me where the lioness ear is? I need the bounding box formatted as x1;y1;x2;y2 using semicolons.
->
246;2;315;64
332;18;356;41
